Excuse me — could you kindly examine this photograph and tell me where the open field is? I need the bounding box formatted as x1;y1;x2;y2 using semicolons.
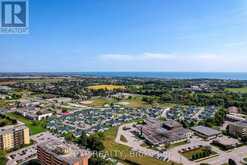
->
89;96;152;108
17;78;65;83
89;97;117;107
103;127;180;165
125;97;147;108
5;113;46;135
225;87;247;93
87;84;125;90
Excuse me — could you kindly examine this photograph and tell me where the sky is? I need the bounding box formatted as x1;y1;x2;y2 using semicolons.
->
0;0;247;72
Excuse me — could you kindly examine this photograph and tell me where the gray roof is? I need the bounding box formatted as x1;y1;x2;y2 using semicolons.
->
163;120;182;128
233;121;247;127
191;126;220;137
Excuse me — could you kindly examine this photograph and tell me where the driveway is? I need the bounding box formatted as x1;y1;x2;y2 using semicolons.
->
115;123;247;165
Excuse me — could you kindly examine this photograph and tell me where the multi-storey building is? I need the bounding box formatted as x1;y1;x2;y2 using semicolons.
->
0;122;30;150
228;120;247;138
37;140;91;165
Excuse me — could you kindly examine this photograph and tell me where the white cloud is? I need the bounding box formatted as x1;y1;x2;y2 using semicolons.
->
99;52;175;61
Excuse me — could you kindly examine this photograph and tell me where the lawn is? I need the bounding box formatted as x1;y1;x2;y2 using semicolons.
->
125;97;147;108
87;84;125;90
181;146;217;161
89;97;117;107
0;115;16;126
6;113;47;135
0;100;8;108
103;127;180;165
0;157;7;165
167;141;188;149
0;150;7;165
120;135;128;143
225;87;247;93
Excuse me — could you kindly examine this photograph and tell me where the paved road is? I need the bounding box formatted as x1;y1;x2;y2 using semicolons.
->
161;108;170;118
115;123;169;161
115;123;247;165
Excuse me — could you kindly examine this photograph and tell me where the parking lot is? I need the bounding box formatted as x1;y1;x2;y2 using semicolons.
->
6;132;62;165
115;123;247;165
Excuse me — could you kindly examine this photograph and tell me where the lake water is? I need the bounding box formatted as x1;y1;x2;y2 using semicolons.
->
74;72;247;80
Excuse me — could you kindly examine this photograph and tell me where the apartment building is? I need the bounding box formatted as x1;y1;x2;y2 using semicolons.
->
0;122;30;150
37;140;91;165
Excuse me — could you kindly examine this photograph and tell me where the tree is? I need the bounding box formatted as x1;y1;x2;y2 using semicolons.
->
228;159;237;165
0;150;7;165
192;154;195;160
214;108;227;126
89;155;112;165
87;135;105;151
78;131;88;147
64;132;75;141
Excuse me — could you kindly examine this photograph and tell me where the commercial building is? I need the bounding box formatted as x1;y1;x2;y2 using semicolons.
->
211;136;240;150
37;140;91;165
226;113;247;122
190;126;221;140
0;122;30;150
137;118;191;146
228;120;247;138
16;109;52;121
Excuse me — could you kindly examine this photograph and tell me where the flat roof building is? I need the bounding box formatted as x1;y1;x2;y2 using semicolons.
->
228;120;247;138
191;126;221;140
0;121;30;150
137;118;191;146
162;120;182;130
37;139;91;165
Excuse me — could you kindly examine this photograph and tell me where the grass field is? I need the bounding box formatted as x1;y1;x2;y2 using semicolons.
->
89;97;117;107
6;113;46;135
0;115;16;126
120;135;128;143
225;87;247;93
181;147;217;160
167;141;188;149
125;97;147;108
18;78;65;83
87;84;125;90
0;100;8;108
103;127;180;165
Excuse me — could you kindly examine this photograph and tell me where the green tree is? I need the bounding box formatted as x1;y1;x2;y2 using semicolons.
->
89;155;112;165
64;132;75;141
87;135;105;151
0;150;7;165
78;131;88;147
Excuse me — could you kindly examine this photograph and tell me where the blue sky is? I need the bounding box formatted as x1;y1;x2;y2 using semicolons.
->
0;0;247;72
